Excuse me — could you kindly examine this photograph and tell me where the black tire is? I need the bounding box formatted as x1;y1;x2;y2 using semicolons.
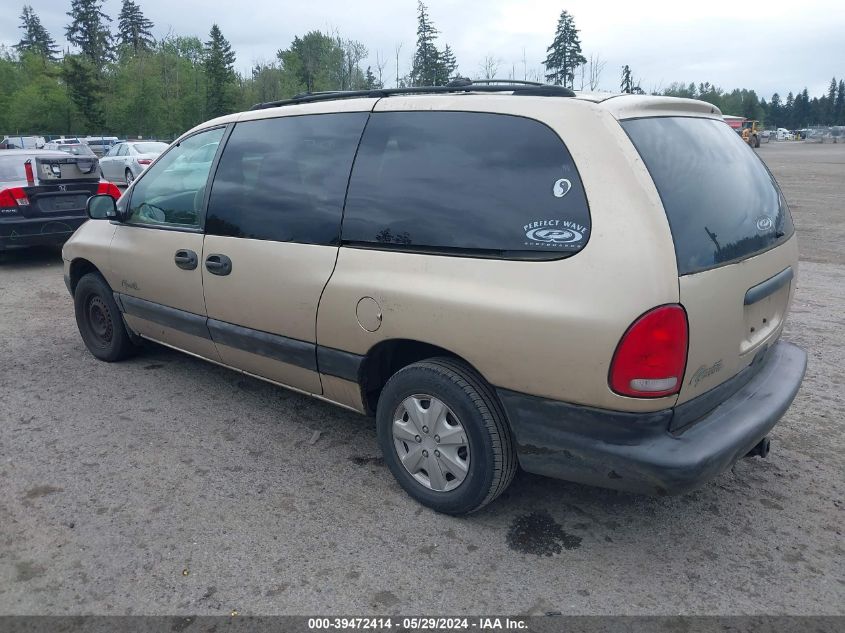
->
74;272;138;362
754;135;760;148
376;357;517;515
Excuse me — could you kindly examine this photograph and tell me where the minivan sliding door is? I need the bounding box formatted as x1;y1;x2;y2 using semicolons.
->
200;111;370;394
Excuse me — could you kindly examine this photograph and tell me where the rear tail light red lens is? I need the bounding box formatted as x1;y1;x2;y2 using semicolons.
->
609;304;688;398
137;159;152;165
0;187;30;207
24;159;34;184
97;182;122;199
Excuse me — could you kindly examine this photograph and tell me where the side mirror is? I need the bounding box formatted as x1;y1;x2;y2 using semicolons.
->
87;194;119;220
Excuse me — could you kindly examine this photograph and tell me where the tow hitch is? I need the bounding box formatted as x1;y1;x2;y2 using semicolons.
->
745;436;771;458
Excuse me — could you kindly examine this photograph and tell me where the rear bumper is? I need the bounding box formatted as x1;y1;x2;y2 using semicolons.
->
497;340;807;495
0;216;86;250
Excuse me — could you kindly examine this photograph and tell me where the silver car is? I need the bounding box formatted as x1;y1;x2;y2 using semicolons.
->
99;141;169;185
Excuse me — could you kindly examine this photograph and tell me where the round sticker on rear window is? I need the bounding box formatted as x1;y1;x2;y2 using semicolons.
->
552;178;571;198
756;216;773;231
523;219;588;249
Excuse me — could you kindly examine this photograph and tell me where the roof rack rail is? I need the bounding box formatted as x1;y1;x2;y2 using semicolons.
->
250;79;575;110
471;79;545;86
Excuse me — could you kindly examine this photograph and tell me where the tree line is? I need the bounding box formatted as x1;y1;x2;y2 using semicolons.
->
1;1;842;139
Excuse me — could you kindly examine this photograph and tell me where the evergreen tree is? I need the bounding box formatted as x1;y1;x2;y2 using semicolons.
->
621;65;633;93
794;88;811;128
769;93;782;127
543;10;586;88
784;91;795;129
117;0;155;54
204;24;237;118
14;5;59;60
439;44;458;81
63;53;105;127
826;77;837;125
411;2;441;86
66;0;113;66
835;80;845;125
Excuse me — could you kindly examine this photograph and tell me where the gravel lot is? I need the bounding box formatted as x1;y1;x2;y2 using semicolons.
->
0;142;842;616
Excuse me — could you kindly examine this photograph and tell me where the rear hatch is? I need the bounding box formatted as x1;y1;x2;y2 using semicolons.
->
623;116;797;410
8;155;102;219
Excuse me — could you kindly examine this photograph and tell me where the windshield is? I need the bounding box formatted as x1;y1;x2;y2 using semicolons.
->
622;117;794;275
133;142;168;154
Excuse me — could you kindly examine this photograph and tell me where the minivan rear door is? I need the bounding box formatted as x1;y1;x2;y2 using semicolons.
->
623;116;797;406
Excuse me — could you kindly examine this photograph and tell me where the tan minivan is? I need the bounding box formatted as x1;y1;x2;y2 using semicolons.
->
63;82;806;514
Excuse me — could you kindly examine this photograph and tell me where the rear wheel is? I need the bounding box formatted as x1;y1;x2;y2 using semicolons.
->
376;357;517;515
125;168;134;185
74;272;138;362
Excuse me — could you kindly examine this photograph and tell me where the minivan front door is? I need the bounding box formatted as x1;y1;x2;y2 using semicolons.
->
109;126;227;360
199;110;372;394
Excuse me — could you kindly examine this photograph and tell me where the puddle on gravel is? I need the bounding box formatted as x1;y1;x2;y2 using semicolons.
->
506;510;582;556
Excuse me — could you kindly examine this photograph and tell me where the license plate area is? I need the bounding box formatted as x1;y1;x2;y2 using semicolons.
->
741;282;789;354
38;194;88;213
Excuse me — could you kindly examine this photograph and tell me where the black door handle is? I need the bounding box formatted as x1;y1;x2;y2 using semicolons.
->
205;254;232;276
174;249;198;270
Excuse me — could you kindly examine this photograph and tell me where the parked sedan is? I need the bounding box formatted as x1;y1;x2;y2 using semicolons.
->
0;149;120;253
99;141;169;185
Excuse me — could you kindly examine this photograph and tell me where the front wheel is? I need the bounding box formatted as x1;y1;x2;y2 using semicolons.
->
376;357;517;515
74;272;139;362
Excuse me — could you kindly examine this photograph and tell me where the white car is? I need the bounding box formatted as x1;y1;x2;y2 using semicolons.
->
776;128;792;141
81;136;119;157
99;141;169;185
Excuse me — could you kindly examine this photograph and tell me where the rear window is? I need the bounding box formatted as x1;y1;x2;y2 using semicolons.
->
59;144;96;157
133;142;168;154
623;117;794;275
343;111;591;259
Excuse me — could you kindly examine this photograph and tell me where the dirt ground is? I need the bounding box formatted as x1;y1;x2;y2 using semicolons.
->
0;142;842;615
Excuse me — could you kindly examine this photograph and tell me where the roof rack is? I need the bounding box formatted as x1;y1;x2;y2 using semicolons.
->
250;78;575;110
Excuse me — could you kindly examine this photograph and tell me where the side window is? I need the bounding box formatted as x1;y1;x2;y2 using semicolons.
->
205;112;368;245
343;112;591;258
116;144;128;157
126;127;225;228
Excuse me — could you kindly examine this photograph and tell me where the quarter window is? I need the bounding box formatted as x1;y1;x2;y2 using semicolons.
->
205;113;369;245
343;111;591;258
126;127;224;228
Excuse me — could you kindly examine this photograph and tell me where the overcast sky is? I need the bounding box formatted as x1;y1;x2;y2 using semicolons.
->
1;0;843;100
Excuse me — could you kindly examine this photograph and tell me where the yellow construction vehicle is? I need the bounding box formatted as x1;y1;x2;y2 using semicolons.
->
740;120;761;148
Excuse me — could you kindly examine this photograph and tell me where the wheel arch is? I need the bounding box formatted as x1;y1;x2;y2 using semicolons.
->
357;338;496;416
68;258;103;294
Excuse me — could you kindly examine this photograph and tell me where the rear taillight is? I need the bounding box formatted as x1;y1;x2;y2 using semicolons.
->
0;187;30;207
609;304;688;398
137;159;152;165
97;181;122;199
24;159;34;184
